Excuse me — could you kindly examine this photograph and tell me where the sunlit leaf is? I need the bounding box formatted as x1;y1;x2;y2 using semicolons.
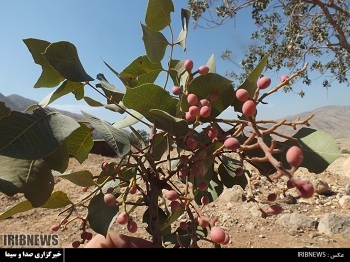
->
149;109;188;137
55;170;95;187
43;41;94;82
141;23;169;63
66;123;93;164
145;0;174;31
0;107;80;160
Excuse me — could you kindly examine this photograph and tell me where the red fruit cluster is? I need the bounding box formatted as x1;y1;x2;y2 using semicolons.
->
104;193;116;206
224;137;240;151
185;93;213;121
242;100;256;117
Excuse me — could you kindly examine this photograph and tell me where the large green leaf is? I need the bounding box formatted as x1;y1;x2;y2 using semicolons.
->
119;56;163;88
113;110;144;129
153;133;168;161
232;53;270;113
123;84;177;122
145;0;174;31
55;170;95;187
66;123;94;164
39;81;84;107
181;73;234;119
0;191;72;220
141;23;169;63
176;8;191;52
149;109;188;137
142;207;171;236
43;41;94;82
43;142;69;173
81;111;130;157
0;107;80;160
0;156;54;207
282;128;341;173
87;193;119;237
23;38;65;88
96;73;124;104
0;101;11;119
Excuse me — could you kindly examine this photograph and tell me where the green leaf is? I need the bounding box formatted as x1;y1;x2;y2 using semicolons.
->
39;81;84;107
169;59;185;87
83;96;104;107
66;123;93;164
0;191;72;220
43;41;94;82
56;170;95;187
82;111;130;157
23;38;65;88
206;54;216;73
96;73;124;103
195;169;223;204
87;193;119;237
153;134;168;161
181;73;234;119
0;107;80;160
141;23;169;63
43;142;69;173
73;86;85;100
218;155;248;188
145;0;174;31
143;207;171;236
282;128;341;173
34;66;65;88
176;8;191;52
0;156;54;207
233;53;270;112
119;56;163;88
113;110;144;129
123;84;177;122
149;109;188;137
0;101;11;119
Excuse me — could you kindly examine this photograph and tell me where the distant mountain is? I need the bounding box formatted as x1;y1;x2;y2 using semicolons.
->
1;93;85;121
277;105;350;140
1;93;349;142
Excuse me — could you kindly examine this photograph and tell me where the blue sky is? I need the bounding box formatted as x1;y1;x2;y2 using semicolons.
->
1;0;349;129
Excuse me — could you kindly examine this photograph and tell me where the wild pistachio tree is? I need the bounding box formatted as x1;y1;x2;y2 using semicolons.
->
0;0;341;248
188;0;350;94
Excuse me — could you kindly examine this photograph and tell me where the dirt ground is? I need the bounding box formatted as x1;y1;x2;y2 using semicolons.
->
0;142;350;249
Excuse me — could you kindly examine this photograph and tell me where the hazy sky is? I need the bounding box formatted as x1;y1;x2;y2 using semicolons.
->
1;0;349;129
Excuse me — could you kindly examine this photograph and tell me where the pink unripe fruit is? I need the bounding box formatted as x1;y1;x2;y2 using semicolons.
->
286;146;304;167
296;183;314;198
198;65;210;75
127;220;138;233
186;137;197;150
179;167;189;178
209;92;219;102
117;212;129;225
280;75;289;82
224;137;240;151
184;59;194;72
101;161;109;171
172;86;182;95
198;99;211;109
201;195;210;205
187;93;198;106
185;112;196;122
180;221;188;230
235;167;244;176
51;225;60;232
82;186;88;192
197;181;208;191
210;227;226;244
235;89;250;102
257;76;271;90
180;155;189;165
189;106;200;116
129;185;137;194
267;204;283;215
242;100;256;117
170;201;181;211
267;193;277;202
200;106;211;118
165;190;179;201
103;193;116;206
222;234;230;245
207;126;218;140
72;240;81;248
191;164;202;177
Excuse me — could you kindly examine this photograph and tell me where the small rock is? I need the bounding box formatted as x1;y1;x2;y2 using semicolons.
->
338;195;350;209
345;184;350;196
312;179;330;195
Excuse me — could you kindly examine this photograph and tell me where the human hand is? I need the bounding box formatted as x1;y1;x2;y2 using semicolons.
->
84;232;153;248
